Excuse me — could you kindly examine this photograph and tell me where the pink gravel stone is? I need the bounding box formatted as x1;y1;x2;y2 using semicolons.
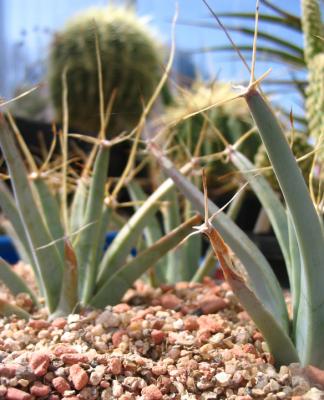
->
304;365;324;388
160;293;182;309
252;332;263;341
28;319;50;330
53;345;77;357
0;364;18;378
198;315;222;333
197;329;211;344
242;343;258;356
141;384;163;400
30;382;51;397
108;358;122;375
6;388;31;400
52;376;71;394
151;365;167;376
69;364;89;390
112;330;127;347
29;352;50;376
198;294;227;314
184;317;199;331
113;303;130;313
151;330;165;345
51;317;67;328
61;353;88;364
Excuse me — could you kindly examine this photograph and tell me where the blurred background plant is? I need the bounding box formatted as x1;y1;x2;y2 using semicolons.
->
48;6;162;135
154;81;260;195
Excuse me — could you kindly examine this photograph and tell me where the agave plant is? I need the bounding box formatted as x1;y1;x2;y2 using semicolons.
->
0;112;203;320
149;85;323;368
148;0;324;369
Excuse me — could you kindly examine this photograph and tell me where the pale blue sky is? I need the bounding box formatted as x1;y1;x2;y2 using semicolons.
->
0;0;305;115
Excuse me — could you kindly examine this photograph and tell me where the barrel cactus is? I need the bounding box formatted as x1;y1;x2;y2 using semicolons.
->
254;132;315;192
48;6;162;135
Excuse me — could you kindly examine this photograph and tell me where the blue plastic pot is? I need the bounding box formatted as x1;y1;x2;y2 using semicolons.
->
0;232;136;264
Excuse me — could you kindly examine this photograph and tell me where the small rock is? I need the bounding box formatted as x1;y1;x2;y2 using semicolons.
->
0;364;18;378
152;365;167;376
141;384;163;400
30;382;51;397
51;317;67;329
28;320;50;330
78;386;98;400
0;386;7;397
123;376;146;391
112;330;127;347
96;310;120;328
304;365;324;388
302;387;324;400
198;315;222;333
112;380;123;397
215;372;231;386
108;358;122;375
113;303;130;313
198;295;227;314
89;365;105;386
151;330;165;345
242;343;258;356
6;388;31;400
29;352;50;376
53;345;77;357
69;364;89;390
61;353;88;365
49;395;60;400
184;317;199;331
52;376;71;394
160;294;182;309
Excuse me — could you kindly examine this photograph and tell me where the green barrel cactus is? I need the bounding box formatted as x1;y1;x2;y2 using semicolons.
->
48;6;162;135
254;132;314;192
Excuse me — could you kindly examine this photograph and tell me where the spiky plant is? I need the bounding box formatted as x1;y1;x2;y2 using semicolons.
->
157;81;260;190
148;0;324;369
0;112;200;320
48;6;162;135
254;131;315;192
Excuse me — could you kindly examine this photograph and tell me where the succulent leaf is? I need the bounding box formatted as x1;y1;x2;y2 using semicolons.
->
0;116;64;313
244;88;324;367
90;215;201;307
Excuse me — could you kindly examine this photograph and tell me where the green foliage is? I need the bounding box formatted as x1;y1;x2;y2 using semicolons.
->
149;83;324;367
0;115;197;319
148;2;324;368
127;179;218;285
48;6;162;135
254;131;315;191
161;82;260;189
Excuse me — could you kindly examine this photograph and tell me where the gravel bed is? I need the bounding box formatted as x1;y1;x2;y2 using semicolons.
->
0;277;323;400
